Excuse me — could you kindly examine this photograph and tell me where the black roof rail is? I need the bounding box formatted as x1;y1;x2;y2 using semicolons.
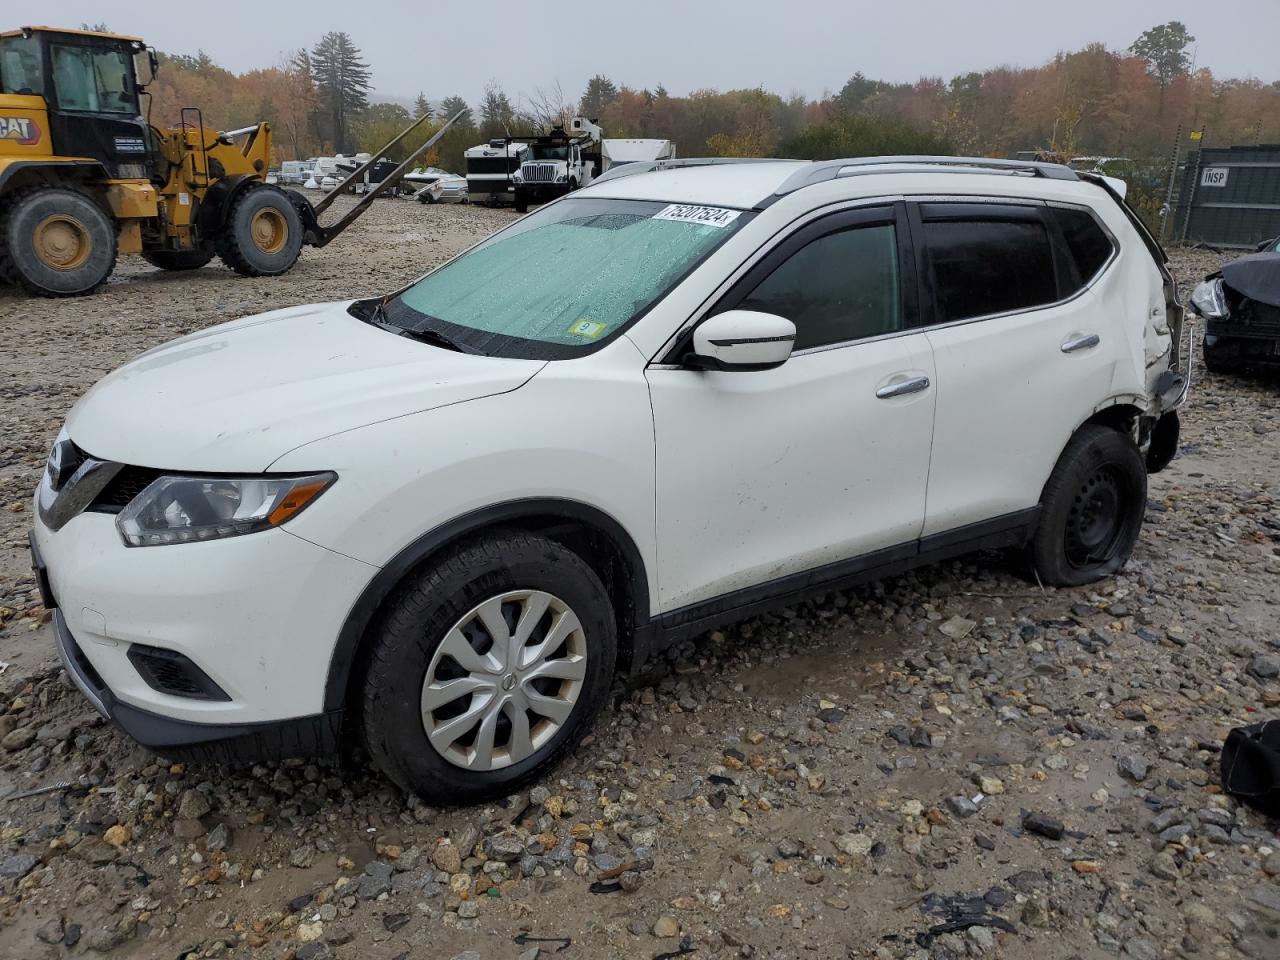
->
773;155;1080;196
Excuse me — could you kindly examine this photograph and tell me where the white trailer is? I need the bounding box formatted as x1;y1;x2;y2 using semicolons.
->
602;138;676;171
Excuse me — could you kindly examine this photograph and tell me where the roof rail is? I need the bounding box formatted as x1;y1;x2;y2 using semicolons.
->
592;156;784;185
773;155;1079;196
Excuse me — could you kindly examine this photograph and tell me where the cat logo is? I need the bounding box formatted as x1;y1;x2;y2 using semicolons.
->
0;116;41;145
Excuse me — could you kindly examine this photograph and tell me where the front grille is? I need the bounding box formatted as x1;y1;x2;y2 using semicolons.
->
88;466;163;513
521;163;557;183
127;644;230;701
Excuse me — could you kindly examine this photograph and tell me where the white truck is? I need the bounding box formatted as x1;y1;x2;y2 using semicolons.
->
464;139;529;206
512;117;603;212
602;138;676;171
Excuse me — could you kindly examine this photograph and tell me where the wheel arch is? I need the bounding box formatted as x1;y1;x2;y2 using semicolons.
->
194;174;259;236
325;498;653;713
0;160;109;199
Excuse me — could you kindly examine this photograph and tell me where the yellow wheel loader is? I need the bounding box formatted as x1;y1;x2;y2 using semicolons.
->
0;25;461;297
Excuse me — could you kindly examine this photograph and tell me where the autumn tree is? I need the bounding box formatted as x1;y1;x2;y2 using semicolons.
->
311;32;371;153
355;102;417;160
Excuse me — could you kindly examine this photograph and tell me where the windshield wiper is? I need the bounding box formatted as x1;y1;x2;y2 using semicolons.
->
400;326;466;353
351;297;475;354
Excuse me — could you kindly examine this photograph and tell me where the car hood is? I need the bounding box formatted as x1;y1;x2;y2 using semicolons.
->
67;301;543;471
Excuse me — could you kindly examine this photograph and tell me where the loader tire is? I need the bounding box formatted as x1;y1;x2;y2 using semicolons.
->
0;187;116;297
142;249;215;271
216;184;303;277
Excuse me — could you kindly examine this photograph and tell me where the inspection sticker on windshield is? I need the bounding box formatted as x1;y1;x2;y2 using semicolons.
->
568;318;607;339
653;204;741;228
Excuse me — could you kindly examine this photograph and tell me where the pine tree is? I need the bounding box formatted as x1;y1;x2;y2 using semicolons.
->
438;95;471;125
414;92;431;118
310;32;371;154
479;84;514;135
579;75;619;118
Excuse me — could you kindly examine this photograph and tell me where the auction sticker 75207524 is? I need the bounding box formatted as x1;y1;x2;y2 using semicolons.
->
653;204;742;228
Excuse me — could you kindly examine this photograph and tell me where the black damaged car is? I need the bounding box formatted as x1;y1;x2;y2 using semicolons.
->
1189;247;1280;373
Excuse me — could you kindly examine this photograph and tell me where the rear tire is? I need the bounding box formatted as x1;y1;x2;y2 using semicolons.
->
360;532;617;804
1028;425;1147;587
0;187;116;297
216;184;303;277
141;249;214;271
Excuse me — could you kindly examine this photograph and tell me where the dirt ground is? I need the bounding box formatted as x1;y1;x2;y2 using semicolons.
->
0;198;1277;960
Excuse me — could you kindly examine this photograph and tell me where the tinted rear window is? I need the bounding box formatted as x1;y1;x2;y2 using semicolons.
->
1050;206;1114;283
924;219;1057;322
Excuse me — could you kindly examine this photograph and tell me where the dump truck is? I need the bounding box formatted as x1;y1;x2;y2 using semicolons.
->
0;25;460;297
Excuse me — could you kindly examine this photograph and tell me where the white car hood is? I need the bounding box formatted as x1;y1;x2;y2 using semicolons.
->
67;301;543;471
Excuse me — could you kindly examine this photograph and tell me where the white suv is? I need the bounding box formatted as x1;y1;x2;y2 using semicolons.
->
30;156;1189;803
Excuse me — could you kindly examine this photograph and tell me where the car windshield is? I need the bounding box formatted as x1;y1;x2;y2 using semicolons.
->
382;197;750;359
531;144;569;162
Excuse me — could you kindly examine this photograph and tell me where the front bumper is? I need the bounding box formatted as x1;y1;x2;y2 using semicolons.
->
1204;329;1280;365
514;183;569;203
52;608;342;761
30;499;378;735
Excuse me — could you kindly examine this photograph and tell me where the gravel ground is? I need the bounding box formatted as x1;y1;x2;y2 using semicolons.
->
0;201;1277;960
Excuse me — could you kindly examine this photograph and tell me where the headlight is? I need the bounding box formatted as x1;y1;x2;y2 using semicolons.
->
556;174;567;183
116;473;335;547
1189;278;1227;319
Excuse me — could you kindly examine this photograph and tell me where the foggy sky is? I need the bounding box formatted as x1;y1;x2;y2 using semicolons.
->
12;0;1279;108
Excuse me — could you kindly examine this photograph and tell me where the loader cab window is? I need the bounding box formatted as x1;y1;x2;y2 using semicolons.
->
51;44;138;114
0;35;45;97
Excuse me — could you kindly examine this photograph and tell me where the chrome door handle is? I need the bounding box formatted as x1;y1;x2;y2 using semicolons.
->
876;376;930;399
1061;333;1100;353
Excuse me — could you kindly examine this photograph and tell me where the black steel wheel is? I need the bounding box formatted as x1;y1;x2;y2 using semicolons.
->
1028;424;1147;586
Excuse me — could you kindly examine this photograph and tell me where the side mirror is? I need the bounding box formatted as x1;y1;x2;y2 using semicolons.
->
134;48;157;87
688;310;796;371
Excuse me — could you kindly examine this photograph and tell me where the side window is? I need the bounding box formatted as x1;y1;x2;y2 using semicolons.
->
1050;206;1114;283
735;224;901;351
923;215;1057;323
0;36;45;96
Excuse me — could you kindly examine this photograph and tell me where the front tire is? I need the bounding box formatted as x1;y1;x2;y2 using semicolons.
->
1028;425;1147;587
0;187;117;297
360;532;617;804
216;185;303;277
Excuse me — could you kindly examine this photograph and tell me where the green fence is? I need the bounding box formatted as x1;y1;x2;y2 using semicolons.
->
1170;144;1280;248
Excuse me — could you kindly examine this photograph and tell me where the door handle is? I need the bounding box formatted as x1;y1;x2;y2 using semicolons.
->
1061;333;1101;353
876;376;930;399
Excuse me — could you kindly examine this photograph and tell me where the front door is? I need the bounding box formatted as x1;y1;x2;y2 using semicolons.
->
646;204;937;612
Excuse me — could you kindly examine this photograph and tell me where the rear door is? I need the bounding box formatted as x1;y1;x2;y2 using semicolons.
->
646;203;937;612
914;200;1120;537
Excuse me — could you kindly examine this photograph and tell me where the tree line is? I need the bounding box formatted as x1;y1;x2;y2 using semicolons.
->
143;23;1278;181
